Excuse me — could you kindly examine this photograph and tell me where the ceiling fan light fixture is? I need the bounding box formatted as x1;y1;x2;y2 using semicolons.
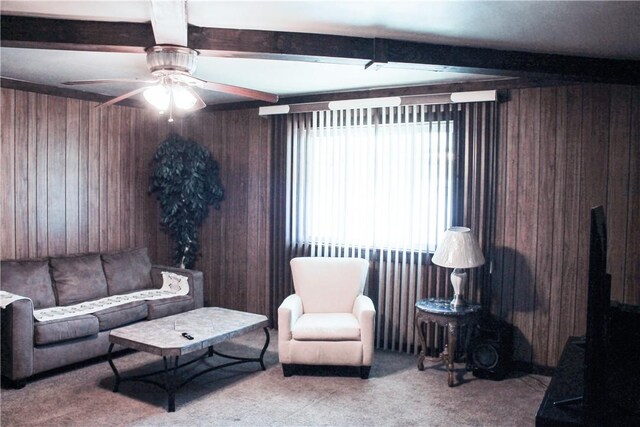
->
70;44;275;114
145;45;199;75
143;84;171;111
172;85;198;110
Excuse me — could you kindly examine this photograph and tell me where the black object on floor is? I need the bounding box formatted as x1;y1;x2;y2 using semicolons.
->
468;317;512;381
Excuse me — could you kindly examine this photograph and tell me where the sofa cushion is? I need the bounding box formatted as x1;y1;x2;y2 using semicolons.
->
50;254;109;306
291;313;361;341
34;315;99;345
102;248;153;296
93;300;148;331
147;295;195;320
1;259;56;309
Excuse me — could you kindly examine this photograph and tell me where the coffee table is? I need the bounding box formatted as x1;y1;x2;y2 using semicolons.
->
107;307;269;412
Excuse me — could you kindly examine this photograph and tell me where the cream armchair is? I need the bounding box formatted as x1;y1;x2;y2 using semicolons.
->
278;257;376;379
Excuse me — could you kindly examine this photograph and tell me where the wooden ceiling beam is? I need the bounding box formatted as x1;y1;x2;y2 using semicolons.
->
382;39;640;85
2;15;638;84
1;15;154;53
188;26;372;65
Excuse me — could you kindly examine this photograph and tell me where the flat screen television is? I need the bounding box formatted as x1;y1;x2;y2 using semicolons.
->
583;205;611;410
554;205;611;413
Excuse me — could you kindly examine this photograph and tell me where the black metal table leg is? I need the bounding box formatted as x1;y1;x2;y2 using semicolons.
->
164;356;180;412
107;343;121;392
208;327;270;370
106;325;270;412
259;327;270;370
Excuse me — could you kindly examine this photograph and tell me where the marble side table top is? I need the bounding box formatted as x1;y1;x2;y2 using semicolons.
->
109;307;269;357
415;298;481;316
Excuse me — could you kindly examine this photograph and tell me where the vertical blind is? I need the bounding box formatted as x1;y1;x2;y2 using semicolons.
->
271;101;497;355
291;106;454;254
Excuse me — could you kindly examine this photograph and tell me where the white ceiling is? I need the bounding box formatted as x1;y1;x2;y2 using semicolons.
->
2;1;639;106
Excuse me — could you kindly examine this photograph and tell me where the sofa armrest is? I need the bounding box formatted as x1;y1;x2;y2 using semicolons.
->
277;294;303;341
151;265;204;309
353;294;376;366
1;298;34;382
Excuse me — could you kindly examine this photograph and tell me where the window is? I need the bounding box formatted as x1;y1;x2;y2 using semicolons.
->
289;106;455;252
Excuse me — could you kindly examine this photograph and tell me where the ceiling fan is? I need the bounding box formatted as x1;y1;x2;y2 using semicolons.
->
63;45;279;120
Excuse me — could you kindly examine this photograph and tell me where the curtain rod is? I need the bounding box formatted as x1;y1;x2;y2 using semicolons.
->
258;90;497;116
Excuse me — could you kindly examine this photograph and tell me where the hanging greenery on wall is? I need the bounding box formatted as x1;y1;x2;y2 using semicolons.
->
150;133;224;269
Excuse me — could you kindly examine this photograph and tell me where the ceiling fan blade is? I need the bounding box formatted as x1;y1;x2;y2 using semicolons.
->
63;78;158;86
149;0;188;46
193;77;278;103
97;87;148;108
192;90;207;111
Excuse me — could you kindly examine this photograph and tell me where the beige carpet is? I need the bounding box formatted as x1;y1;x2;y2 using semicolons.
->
0;329;548;426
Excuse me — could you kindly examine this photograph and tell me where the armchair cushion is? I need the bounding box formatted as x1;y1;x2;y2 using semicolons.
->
290;257;369;313
291;313;361;341
1;259;56;309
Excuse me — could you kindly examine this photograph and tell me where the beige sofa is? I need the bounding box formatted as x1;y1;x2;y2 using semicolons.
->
1;247;203;388
277;257;375;378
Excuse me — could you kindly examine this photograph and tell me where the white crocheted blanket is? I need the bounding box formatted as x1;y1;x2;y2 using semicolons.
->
0;271;189;322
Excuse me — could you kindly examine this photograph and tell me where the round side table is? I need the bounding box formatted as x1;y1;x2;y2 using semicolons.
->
415;298;481;386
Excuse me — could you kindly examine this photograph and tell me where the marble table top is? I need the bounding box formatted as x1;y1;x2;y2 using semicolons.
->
415;298;481;316
109;307;269;357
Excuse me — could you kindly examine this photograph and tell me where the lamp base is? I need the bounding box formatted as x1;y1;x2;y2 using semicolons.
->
450;294;467;308
450;268;468;308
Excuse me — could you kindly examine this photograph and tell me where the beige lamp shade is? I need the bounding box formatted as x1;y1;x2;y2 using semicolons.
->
431;227;485;268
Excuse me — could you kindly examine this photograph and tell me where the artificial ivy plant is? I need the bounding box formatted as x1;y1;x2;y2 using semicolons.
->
150;133;224;269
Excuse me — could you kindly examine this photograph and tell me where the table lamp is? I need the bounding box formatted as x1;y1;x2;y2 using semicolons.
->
431;227;485;308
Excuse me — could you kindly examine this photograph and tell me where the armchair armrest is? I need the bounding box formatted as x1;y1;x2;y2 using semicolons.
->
1;298;34;382
151;265;204;308
353;294;376;366
277;294;303;341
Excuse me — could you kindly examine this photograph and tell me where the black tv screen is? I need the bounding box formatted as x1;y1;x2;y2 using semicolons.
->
583;205;611;411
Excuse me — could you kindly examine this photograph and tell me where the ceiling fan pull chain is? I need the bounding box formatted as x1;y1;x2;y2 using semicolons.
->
168;88;175;123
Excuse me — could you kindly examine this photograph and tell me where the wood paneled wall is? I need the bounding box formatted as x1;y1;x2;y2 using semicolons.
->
1;88;272;317
492;84;639;367
157;110;272;315
2;83;638;368
0;89;155;259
